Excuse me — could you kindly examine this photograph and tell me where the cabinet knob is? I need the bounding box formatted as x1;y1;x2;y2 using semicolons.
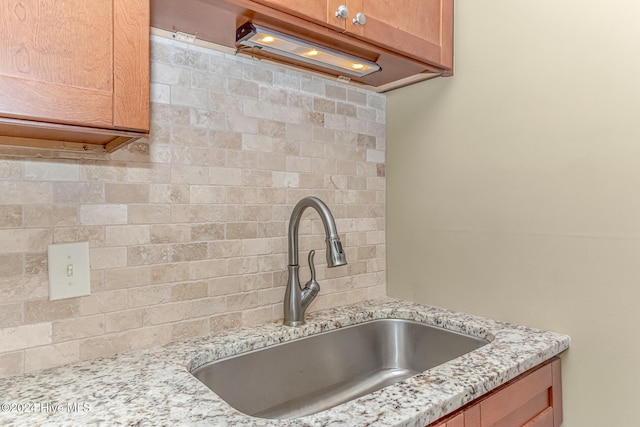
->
335;5;349;19
352;12;366;25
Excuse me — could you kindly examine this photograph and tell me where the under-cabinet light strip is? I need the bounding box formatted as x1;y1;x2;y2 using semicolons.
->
236;23;381;78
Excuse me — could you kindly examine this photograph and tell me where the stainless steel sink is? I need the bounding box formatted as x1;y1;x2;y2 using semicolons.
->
191;319;488;419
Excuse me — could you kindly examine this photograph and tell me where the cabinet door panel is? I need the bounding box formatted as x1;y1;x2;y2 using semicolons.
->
114;0;150;131
251;0;329;23
0;0;113;126
480;363;552;426
344;0;452;69
490;390;550;427
429;412;463;427
446;413;464;427
427;359;561;427
0;75;113;127
524;407;554;427
463;404;481;427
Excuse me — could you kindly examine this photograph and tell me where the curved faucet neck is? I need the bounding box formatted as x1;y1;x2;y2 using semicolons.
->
287;196;340;266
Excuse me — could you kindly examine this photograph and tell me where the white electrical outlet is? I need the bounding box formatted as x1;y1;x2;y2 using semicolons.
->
48;242;91;301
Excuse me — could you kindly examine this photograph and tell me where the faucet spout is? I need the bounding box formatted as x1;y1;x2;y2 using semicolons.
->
283;197;347;326
287;197;347;268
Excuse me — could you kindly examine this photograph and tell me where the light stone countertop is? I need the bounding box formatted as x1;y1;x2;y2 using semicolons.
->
0;298;570;427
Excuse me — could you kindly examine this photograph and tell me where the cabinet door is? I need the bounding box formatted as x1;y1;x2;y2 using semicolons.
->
330;0;453;70
0;0;148;131
0;0;113;127
426;359;561;427
479;360;561;427
251;0;330;24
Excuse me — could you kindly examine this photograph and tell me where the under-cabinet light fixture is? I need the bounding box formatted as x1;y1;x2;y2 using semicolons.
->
236;23;381;77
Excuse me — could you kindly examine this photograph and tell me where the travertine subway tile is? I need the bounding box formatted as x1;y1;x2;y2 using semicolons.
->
104;267;151;291
143;301;188;326
170;204;212;223
0;159;23;180
149;184;190;204
150;263;190;284
126;325;172;351
105;183;150;204
79;333;129;360
241;272;274;291
0;352;23;377
23;299;79;324
0;254;23;276
52;182;104;204
242;205;272;221
225;222;258;240
79;290;128;315
171;281;208;302
170;243;208;262
0;205;23;228
90;247;127;270
52;315;104;342
0;303;23;328
80;205;127;225
24;160;79;181
0;182;52;204
105;309;144;333
189;186;226;204
24;342;79;373
210;312;242;332
128;205;171;224
171;318;209;341
190;223;224;242
325;84;347;100
189;296;228;317
256;152;286;171
24;205;78;228
106;225;150;246
0;323;51;353
207;240;243;259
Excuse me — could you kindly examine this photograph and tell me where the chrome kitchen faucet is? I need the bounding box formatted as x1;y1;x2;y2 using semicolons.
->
283;196;347;326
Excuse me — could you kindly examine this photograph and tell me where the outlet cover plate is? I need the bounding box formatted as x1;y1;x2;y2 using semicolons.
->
48;242;91;301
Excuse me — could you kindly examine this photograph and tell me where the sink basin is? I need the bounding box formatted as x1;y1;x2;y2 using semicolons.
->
191;318;488;419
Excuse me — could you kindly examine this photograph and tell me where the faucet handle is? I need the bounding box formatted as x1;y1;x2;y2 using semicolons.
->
299;250;321;311
305;250;320;293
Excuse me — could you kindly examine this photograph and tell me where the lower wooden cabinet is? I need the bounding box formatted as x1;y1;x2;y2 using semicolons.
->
429;358;562;427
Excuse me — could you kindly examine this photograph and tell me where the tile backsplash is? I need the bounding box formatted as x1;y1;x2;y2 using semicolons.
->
0;35;386;377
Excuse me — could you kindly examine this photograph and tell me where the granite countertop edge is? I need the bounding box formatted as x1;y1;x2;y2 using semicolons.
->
0;298;570;427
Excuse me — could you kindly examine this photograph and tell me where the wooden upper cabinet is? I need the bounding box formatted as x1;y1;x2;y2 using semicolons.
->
0;0;113;127
152;0;450;91
251;0;453;72
332;0;454;71
0;0;150;152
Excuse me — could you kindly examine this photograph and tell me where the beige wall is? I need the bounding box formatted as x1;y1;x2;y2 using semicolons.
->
0;35;386;377
387;1;640;426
